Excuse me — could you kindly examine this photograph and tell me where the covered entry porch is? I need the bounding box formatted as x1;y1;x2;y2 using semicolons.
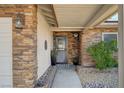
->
0;4;124;88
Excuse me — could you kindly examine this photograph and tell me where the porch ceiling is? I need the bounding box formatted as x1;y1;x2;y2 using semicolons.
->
39;4;118;31
53;4;103;27
38;4;58;27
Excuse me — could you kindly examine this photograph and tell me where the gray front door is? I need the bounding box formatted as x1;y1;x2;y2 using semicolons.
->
55;36;67;64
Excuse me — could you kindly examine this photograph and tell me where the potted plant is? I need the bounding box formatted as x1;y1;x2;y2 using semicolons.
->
51;49;56;65
73;56;79;71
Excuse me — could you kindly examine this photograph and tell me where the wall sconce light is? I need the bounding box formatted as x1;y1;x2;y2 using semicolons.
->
72;32;79;41
73;32;79;38
15;13;24;29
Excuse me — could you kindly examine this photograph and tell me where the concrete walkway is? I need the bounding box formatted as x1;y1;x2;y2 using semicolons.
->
52;64;82;88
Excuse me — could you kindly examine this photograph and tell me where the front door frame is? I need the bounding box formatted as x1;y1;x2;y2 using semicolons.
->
54;36;68;64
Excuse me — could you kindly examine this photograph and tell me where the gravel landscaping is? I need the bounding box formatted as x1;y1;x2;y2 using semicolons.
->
77;66;118;88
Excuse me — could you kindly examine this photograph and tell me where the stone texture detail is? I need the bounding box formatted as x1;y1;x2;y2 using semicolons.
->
35;66;57;88
53;32;81;64
81;28;118;66
0;5;37;87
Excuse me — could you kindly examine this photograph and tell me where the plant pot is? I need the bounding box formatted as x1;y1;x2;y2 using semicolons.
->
51;50;56;66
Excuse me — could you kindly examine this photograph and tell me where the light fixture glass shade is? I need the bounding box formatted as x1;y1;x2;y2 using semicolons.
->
73;33;78;38
15;13;23;28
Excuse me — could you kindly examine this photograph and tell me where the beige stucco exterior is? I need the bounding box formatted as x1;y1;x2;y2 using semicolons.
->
37;7;53;78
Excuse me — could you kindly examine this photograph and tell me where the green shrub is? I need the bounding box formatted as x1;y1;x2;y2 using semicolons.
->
87;40;118;70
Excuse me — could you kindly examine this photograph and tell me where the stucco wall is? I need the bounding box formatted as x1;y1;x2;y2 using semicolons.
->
37;7;53;78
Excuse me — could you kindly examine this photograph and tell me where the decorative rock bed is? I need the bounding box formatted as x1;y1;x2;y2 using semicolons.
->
35;66;57;88
77;66;118;88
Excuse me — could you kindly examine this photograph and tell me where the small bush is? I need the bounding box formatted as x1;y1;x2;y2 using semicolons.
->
87;40;118;70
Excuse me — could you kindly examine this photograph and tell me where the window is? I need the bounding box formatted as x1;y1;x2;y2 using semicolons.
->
102;32;118;42
99;13;118;26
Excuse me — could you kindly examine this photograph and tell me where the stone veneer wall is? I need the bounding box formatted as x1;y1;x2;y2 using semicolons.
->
0;5;37;87
81;28;118;66
53;32;81;64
